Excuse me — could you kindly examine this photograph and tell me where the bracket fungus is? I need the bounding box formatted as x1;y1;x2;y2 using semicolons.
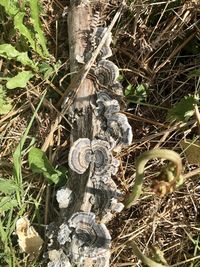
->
107;113;133;146
68;138;119;178
57;212;111;266
48;5;134;267
90;180;124;222
91;139;119;177
112;82;124;96
68;212;111;248
94;60;119;87
96;92;133;146
68;138;91;174
93;27;113;60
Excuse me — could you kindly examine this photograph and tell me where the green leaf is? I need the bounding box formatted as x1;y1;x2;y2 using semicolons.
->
0;0;19;16
29;0;49;57
13;12;43;57
0;197;18;213
0;179;18;195
0;44;37;70
6;71;34;89
135;84;148;101
125;83;149;101
0;1;46;57
125;84;133;96
0;86;12;115
39;62;54;79
167;95;199;122
28;147;62;184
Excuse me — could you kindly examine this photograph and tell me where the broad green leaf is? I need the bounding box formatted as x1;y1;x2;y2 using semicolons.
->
0;197;18;213
13;12;44;57
0;86;12;115
6;71;34;89
29;0;49;57
167;95;199;122
28;148;55;173
28;147;62;184
0;44;37;70
0;179;18;194
0;0;19;16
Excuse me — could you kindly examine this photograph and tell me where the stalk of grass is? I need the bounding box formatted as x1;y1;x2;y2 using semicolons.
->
13;91;46;206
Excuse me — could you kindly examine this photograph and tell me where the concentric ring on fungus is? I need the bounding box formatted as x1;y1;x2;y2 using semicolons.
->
68;212;111;249
94;60;119;86
91;140;118;177
68;138;91;174
91;180;124;220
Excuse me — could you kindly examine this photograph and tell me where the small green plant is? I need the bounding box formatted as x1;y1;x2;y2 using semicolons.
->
125;83;149;102
28;147;64;185
0;0;60;114
0;92;46;265
167;94;199;122
0;0;49;58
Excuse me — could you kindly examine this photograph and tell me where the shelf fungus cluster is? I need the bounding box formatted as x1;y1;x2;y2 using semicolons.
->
47;213;110;267
48;9;133;267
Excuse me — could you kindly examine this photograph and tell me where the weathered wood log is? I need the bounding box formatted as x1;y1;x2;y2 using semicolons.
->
64;0;96;219
47;2;130;266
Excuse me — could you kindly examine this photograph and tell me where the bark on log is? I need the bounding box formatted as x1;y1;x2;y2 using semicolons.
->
63;1;97;219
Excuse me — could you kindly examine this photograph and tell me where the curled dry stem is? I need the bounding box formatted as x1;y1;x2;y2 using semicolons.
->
124;149;182;209
128;241;170;267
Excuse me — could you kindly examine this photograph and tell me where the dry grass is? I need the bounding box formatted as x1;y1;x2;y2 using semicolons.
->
0;0;200;266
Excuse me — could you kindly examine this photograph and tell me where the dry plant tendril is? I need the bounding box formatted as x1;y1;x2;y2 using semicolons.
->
123;149;183;209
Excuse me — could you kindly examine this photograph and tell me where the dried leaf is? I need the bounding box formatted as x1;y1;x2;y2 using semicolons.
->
16;217;43;254
180;139;200;165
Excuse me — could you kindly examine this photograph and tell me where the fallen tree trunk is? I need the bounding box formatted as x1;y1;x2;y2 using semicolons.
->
65;1;96;218
47;1;132;266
